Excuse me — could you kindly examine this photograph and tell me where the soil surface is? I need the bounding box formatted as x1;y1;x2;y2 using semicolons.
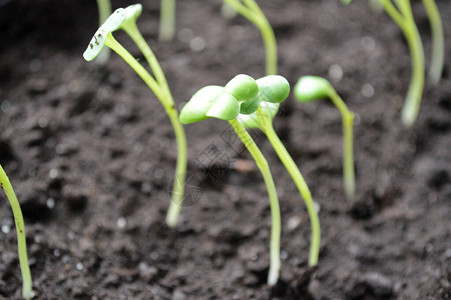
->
0;0;450;299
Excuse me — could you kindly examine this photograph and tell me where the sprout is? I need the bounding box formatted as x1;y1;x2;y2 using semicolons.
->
0;165;32;299
294;76;356;200
95;0;112;65
159;0;176;42
180;74;282;285
83;6;188;228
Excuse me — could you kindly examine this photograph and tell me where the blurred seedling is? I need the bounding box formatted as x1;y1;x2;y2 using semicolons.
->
159;0;176;42
0;165;32;300
294;76;356;200
222;0;277;75
179;74;283;285
83;6;188;228
95;0;112;65
343;0;444;127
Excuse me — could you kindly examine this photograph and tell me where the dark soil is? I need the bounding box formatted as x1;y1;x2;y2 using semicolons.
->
0;0;450;299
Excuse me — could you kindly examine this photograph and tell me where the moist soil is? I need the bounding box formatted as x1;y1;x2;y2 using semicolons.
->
0;0;450;299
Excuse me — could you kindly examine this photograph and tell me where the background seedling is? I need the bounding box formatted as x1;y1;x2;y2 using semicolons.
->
0;165;32;300
180;74;282;285
222;0;277;75
294;76;356;200
159;0;176;42
83;6;188;228
95;0;112;65
421;0;444;85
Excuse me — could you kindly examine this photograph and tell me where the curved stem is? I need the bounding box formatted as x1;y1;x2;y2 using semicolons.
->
328;89;355;200
229;118;281;285
159;0;176;42
379;0;405;28
222;0;278;75
105;35;188;227
398;4;425;127
421;0;444;85
256;108;320;266
0;165;32;300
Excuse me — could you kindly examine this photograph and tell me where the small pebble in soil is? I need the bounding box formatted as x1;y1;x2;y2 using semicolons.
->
361;36;376;52
76;262;84;270
49;168;59;179
172;289;187;300
0;100;10;113
328;64;343;83
178;28;194;43
46;197;55;209
29;59;42;72
361;83;375;98
53;249;61;257
287;215;301;231
190;36;206;52
1;224;10;234
138;261;158;281
117;217;127;229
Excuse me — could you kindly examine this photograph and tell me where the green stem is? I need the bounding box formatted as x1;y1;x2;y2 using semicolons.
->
328;89;355;200
421;0;444;85
222;0;278;75
229;119;281;285
159;0;176;42
105;35;187;227
256;108;320;266
0;165;32;300
95;0;112;65
397;1;425;127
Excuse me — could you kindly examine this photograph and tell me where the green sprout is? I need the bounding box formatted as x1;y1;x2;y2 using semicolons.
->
343;0;445;127
0;165;32;300
294;76;356;200
221;0;277;75
421;0;444;85
179;74;285;285
159;0;176;42
83;6;188;228
95;0;112;65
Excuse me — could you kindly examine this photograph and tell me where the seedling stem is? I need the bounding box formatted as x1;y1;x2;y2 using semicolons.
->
256;107;320;266
0;165;32;300
229;118;281;285
159;0;176;42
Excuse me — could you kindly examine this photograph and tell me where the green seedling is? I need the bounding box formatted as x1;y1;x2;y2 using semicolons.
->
0;165;32;300
240;79;321;268
294;76;356;200
180;74;283;285
343;0;444;127
159;0;176;42
222;0;277;75
95;0;112;65
83;6;188;228
421;0;444;85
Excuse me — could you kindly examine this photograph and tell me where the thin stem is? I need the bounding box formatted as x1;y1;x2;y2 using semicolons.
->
159;0;176;42
256;107;320;266
95;0;112;65
328;89;355;200
222;0;278;75
397;2;425;127
379;0;405;28
105;35;188;227
122;23;172;108
421;0;444;85
0;165;32;300
229;118;281;285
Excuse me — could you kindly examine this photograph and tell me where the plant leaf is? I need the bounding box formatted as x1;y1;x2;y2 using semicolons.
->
119;4;143;30
224;74;259;102
83;8;127;61
294;76;331;103
206;93;240;121
256;75;290;103
179;86;223;124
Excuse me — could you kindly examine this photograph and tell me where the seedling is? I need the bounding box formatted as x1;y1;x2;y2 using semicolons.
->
180;74;282;285
421;0;444;85
95;0;112;65
343;0;444;126
294;76;356;200
159;0;176;42
221;0;277;75
83;6;188;228
0;165;32;300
